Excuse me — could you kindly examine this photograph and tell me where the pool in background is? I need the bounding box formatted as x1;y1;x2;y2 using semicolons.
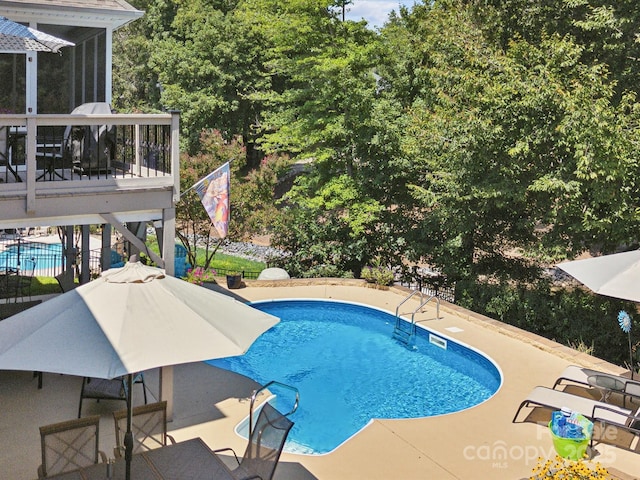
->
208;299;502;455
0;241;65;272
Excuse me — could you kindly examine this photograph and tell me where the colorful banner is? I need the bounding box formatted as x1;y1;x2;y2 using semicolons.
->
193;162;230;239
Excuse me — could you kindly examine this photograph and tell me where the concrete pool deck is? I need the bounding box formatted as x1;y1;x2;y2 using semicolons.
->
1;280;639;479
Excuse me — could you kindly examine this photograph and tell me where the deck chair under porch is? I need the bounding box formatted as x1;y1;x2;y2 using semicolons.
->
78;373;147;418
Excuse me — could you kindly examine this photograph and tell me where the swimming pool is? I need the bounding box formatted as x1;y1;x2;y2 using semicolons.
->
0;241;65;272
208;299;502;455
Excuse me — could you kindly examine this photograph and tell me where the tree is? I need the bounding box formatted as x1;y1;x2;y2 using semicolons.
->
464;0;640;101
112;0;178;112
147;0;271;161
379;2;640;282
176;129;291;269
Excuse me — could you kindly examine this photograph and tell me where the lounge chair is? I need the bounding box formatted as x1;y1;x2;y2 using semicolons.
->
212;402;294;480
553;365;640;407
112;401;176;457
38;415;107;478
78;373;147;418
513;386;640;450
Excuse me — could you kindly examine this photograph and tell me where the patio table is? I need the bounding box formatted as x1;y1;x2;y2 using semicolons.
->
43;438;237;480
587;374;626;402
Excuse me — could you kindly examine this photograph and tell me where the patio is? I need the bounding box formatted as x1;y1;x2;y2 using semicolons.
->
1;281;638;479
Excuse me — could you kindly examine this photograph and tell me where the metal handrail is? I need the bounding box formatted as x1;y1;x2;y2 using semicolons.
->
411;294;440;323
394;289;441;343
395;289;424;318
249;380;299;437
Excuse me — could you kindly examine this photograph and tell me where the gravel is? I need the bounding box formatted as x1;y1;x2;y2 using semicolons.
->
217;241;285;262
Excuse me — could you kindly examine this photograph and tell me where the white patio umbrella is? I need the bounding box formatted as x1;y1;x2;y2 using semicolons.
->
0;16;74;53
0;259;279;480
557;250;640;303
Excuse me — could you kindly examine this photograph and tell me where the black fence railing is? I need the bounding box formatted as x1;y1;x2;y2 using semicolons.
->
395;266;456;303
0;234;110;280
213;267;261;280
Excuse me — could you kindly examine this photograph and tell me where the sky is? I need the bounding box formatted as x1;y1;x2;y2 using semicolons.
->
343;0;415;29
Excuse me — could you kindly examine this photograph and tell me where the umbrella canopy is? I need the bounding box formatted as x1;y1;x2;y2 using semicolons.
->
557;250;640;303
0;16;74;54
0;260;279;378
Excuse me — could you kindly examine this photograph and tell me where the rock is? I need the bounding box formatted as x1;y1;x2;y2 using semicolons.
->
257;267;290;280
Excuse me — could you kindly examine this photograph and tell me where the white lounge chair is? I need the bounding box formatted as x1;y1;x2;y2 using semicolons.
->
513;386;640;450
553;365;640;407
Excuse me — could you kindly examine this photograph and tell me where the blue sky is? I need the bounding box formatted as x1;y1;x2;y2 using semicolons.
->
343;0;415;29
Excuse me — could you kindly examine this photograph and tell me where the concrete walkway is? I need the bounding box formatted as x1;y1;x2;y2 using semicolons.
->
1;280;638;479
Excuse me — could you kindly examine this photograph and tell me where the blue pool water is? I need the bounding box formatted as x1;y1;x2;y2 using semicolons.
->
208;299;502;454
0;241;65;271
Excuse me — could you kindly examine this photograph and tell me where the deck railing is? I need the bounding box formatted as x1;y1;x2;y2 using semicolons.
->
0;112;179;190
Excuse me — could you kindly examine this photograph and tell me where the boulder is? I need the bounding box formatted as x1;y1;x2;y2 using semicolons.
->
257;267;290;280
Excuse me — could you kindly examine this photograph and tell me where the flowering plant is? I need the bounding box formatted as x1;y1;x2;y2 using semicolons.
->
530;456;611;479
184;266;217;285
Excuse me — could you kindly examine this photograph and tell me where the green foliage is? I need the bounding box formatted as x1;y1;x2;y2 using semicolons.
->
270;172;401;278
360;264;395;286
456;278;637;366
206;252;265;274
183;266;217;285
21;277;62;297
464;0;640;100
378;3;640;282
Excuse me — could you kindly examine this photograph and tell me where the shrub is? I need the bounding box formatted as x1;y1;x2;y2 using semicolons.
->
455;278;636;367
361;265;395;286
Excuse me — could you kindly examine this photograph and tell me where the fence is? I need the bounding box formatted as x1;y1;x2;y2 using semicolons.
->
0;234;105;279
395;266;456;303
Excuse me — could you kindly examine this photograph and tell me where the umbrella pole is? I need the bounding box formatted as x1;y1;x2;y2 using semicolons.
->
125;374;133;480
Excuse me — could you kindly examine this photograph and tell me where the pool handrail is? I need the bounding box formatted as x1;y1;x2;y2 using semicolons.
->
394;289;441;343
249;380;299;437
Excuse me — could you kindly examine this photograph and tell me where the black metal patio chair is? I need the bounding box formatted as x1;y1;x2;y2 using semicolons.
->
212;402;294;480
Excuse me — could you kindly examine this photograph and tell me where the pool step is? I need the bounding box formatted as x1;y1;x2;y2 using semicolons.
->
393;317;416;344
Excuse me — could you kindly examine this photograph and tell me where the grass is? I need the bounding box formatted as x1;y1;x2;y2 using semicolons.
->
145;236;266;276
8;239;267;300
205;252;265;276
0;276;63;300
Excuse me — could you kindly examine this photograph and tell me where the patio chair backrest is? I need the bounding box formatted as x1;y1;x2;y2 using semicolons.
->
113;401;174;456
39;415;103;478
55;269;76;292
239;402;294;480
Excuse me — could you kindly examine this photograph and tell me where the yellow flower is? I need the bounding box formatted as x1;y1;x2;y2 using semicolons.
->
530;457;611;480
